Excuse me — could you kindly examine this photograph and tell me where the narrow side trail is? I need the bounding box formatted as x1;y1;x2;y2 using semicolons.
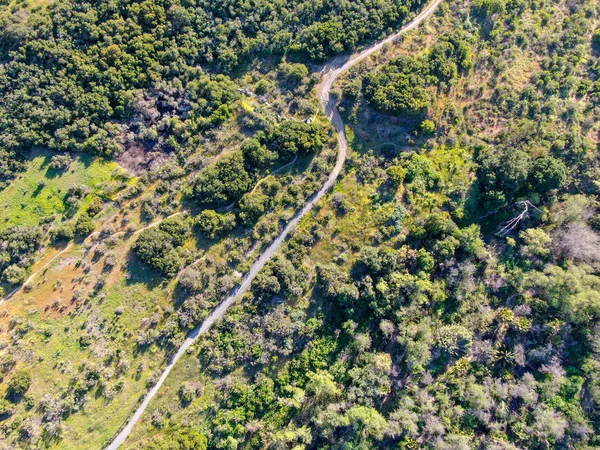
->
0;211;182;305
0;152;302;305
106;1;441;448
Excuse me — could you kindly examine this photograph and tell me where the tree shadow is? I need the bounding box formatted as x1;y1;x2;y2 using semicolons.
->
373;182;397;206
78;152;95;169
32;183;45;197
44;166;62;179
124;251;164;290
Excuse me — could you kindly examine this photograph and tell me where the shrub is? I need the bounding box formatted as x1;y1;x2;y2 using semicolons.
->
178;267;203;292
49;154;72;171
331;193;349;213
6;370;31;402
390;204;407;232
75;214;96;237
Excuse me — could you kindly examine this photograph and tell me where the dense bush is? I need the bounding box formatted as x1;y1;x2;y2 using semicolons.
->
0;226;42;285
363;33;472;115
132;219;191;276
173;3;600;450
363;55;431;115
193;152;252;206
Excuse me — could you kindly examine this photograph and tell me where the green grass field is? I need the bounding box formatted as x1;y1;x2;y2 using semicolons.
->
0;149;126;231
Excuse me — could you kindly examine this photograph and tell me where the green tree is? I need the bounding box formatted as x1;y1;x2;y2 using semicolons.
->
50;222;76;242
132;228;182;276
344;406;388;441
529;156;567;191
476;147;530;204
196;210;236;239
242;138;277;171
435;324;473;356
239;192;269;225
306;370;340;403
267;121;324;160
3;264;26;285
419;119;436;134
520;228;552;258
279;62;309;86
158;216;191;246
194;152;252;206
386;165;406;186
75;214;96;237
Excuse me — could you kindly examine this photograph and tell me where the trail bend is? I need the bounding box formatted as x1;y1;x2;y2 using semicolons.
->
106;1;442;447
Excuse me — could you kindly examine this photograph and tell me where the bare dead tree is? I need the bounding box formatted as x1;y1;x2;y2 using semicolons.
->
496;201;542;237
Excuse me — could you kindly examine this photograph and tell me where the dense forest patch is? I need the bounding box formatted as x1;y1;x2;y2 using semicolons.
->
0;0;425;185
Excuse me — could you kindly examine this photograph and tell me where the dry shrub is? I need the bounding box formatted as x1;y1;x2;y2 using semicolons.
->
553;222;600;263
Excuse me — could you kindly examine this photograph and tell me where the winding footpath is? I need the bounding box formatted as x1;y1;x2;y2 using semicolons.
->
106;1;442;447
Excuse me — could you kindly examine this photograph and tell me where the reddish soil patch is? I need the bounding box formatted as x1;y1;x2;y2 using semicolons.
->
117;143;170;175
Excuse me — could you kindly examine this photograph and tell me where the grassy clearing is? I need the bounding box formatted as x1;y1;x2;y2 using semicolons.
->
0;149;126;231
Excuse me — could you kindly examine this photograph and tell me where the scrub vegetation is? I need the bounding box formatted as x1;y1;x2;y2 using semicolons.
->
121;0;600;449
1;0;600;449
